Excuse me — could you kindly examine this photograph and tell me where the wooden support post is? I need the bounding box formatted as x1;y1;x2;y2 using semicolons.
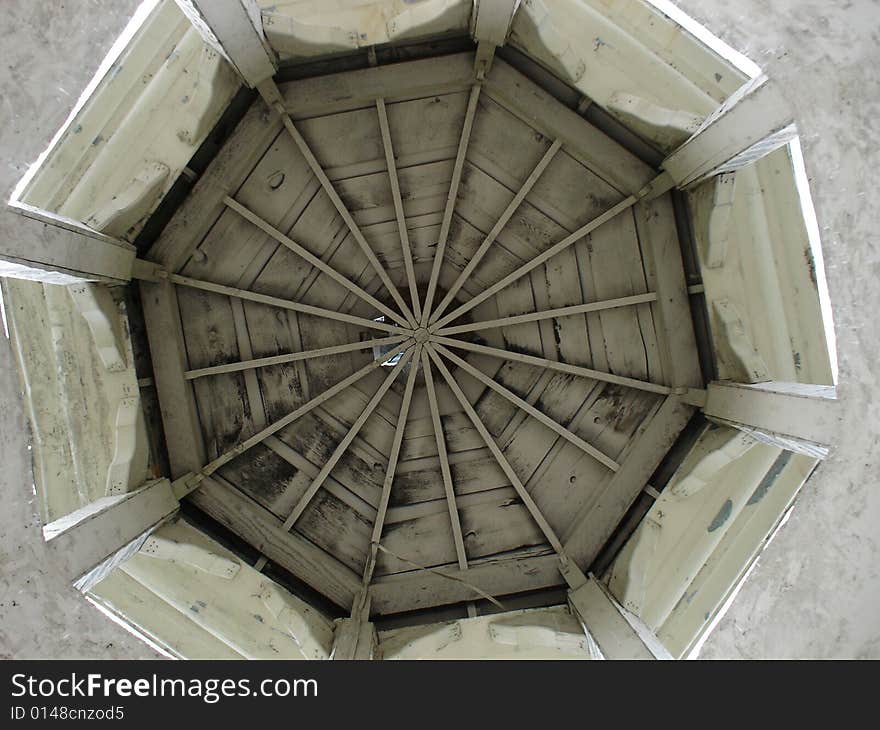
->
568;575;671;660
662;76;796;188
701;381;837;458
43;478;178;591
174;0;276;87
472;0;520;78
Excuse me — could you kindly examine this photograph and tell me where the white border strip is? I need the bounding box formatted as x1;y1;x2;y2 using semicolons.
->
789;137;839;384
644;0;763;79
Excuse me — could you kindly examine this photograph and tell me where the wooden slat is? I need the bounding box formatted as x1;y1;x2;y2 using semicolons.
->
421;348;469;572
370;552;563;615
563;396;695;567
359;344;422;604
422;83;482;325
281;348;415;530
185;336;405;379
279;53;476;119
434;336;671;395
147;100;282;271
192;340;411;480
224;195;408;326
139;280;206;478
434;344;620;472
483;58;655;195
376;97;421;322
435;293;658;336
634;194;702;388
188;476;361;610
429;139;562;324
427;346;566;555
165;272;407;334
263;83;418;326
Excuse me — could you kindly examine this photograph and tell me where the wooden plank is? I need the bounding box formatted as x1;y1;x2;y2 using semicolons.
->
663;76;795;188
434;336;671;395
483;58;655;195
635;194;702;388
421;348;469;573
702;381;837;457
370;553;563;615
429;139;562;323
176;0;276;86
568;576;670;659
422;84;482;325
278;53;476;119
139;280;206;477
435;344;620;471
436;293;658;336
188;476;361;609
376;97;421;322
563;396;695;567
224;195;408;326
146;99;282;271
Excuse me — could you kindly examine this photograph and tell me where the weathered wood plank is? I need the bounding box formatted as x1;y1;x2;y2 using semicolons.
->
370;553;563;615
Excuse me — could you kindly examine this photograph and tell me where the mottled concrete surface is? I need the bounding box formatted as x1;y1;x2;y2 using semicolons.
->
0;0;160;659
0;0;877;659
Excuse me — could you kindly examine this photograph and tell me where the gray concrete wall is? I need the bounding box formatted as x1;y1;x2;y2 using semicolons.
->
0;0;876;658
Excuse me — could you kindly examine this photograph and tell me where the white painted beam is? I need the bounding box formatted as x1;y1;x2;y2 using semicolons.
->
175;0;276;87
472;0;520;77
663;76;796;188
568;576;671;660
43;478;178;589
702;381;837;458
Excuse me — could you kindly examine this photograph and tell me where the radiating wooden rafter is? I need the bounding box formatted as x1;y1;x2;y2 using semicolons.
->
223;195;409;327
376;97;421;323
428;139;562;325
184;335;406;380
262;84;419;327
433;335;671;395
434;292;658;336
167;271;408;334
353;344;423;618
421;83;482;325
433;343;620;471
430;184;664;330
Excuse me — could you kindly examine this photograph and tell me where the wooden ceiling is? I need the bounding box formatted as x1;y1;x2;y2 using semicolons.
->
140;51;701;619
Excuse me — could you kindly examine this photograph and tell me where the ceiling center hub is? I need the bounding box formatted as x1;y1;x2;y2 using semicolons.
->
413;327;430;344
